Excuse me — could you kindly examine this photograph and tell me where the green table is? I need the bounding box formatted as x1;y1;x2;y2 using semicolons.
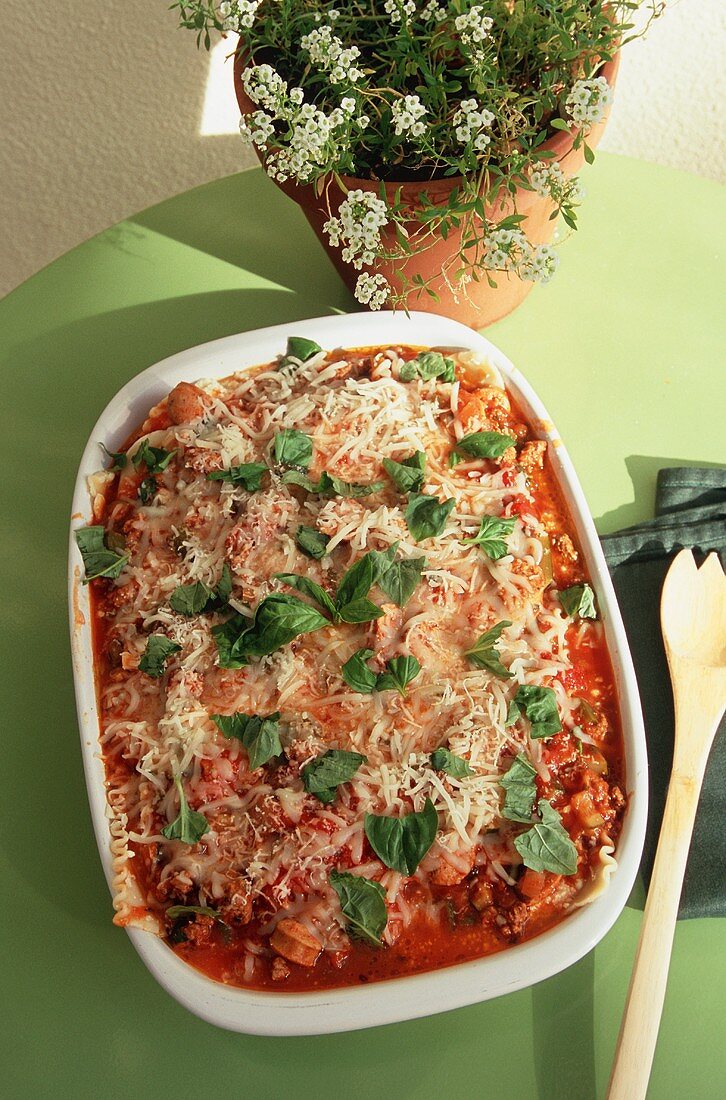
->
1;154;723;1099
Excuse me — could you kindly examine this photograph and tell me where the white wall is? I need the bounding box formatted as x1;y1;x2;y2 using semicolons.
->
1;0;723;298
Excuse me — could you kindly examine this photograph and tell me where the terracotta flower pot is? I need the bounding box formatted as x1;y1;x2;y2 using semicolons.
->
233;51;619;328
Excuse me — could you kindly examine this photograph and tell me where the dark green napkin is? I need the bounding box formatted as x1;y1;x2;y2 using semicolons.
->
600;468;726;919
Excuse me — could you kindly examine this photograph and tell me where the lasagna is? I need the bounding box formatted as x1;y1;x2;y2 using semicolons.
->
76;339;625;991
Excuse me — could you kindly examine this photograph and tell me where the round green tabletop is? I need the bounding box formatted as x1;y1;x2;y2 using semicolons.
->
1;153;724;1100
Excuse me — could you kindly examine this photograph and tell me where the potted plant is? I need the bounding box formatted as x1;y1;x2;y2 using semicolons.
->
176;1;662;327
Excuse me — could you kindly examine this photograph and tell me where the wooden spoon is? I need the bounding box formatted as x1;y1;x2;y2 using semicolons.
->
607;548;726;1100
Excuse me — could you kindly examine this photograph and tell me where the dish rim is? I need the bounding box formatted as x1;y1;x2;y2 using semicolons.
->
68;309;647;1035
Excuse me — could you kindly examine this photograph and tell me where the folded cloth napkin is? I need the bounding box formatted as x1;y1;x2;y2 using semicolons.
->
601;468;726;919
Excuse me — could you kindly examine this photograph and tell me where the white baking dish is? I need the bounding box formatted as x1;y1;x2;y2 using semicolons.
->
69;311;647;1036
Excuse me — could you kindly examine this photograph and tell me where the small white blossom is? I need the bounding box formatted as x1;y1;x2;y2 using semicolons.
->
355;272;390;310
324;189;389;270
384;0;417;25
421;0;448;21
482;227;559;285
565;77;613;128
219;0;261;31
391;94;428;138
455;6;494;63
243;64;288;112
453;98;495;151
239;109;274;147
519;243;559;284
301;26;363;85
529;161;585;210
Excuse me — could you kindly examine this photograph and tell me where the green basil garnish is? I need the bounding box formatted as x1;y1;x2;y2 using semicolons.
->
382;450;427;494
405;493;455;541
166;904;220;921
378;555;426;607
274;573;338;620
295;525;329;559
329;871;387;945
211;710;282;769
281;336;323;366
512;684;562;739
132;439;176;474
212;593;329;668
559;583;597;620
139;634;181;678
341;648;379;693
500;753;537;823
463;514;516;560
277;545;397;625
282;469;384;498
375;655;421;696
455;431;515;460
301;749;367;803
206;462;268;491
364;799;438;875
399;351;455;383
161;775;210;845
138;476;157;504
75;526;129;583
514;799;578;875
169;565;232;616
464;619;512;678
99;442;127;471
430;747;474;778
274;429;313;469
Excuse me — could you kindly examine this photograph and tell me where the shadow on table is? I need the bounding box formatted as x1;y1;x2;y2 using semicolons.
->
594;453;725;535
531;950;598;1100
130;168;351;306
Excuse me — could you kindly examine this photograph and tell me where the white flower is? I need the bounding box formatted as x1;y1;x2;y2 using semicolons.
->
239;109;274;147
341;97;357;115
324;190;389;270
453;99;495;151
220;0;261;31
482;228;560;285
565;77;613;128
391;94;428;137
384;0;417;25
355;273;390;310
421;0;448;21
455;6;494;62
243;64;288;112
301;26;363;85
519;244;559;284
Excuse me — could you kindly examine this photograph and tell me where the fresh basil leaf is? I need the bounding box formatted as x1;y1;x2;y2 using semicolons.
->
335;545;397;610
211;710;282;769
465;619;512;678
132;439;176;474
274;572;337;619
405;493;455;541
430;747;474;778
295;525;329;559
455;431;515;459
139;634;181;678
301;749;366;803
329;871;387;945
213;594;329;668
207;462;267;491
559;583;597;620
274;429;313;469
215;563;232;605
376;655;421;696
341;648;378;693
161;775;210;845
282;469;384;498
138;476;157;504
500;753;537;823
505;698;521;727
75;526;129;583
336;598;384;624
166;903;220;921
282;336;322;366
169;580;215;616
382;451;426;493
463;514;516;560
514;684;562;739
378;556;426;607
99;442;127;471
400;351;455;383
364;799;438;875
514;799;578;875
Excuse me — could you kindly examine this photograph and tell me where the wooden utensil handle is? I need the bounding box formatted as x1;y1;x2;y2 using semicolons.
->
606;773;702;1100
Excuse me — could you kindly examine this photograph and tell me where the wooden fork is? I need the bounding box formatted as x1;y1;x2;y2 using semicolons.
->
607;549;726;1099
